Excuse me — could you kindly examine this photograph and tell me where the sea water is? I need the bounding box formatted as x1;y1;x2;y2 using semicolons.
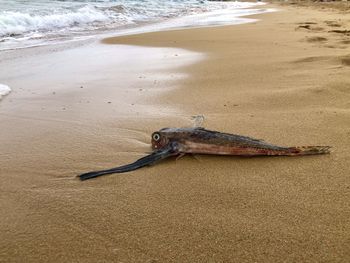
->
0;0;271;50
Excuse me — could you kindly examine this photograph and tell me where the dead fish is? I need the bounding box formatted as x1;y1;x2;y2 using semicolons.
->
78;127;331;180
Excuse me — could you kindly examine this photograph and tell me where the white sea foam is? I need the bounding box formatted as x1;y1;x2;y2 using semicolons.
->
0;6;114;37
0;84;11;100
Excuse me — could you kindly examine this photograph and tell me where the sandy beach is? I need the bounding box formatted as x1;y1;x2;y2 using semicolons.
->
1;2;349;262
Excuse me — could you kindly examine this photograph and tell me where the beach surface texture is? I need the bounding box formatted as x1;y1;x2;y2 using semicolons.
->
0;2;349;263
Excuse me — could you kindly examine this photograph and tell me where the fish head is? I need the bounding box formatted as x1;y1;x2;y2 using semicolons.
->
151;131;170;150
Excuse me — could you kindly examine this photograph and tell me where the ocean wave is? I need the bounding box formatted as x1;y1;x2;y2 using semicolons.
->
0;6;117;37
0;84;11;100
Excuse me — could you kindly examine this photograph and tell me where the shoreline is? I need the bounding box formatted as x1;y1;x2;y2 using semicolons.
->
0;1;270;52
1;2;350;263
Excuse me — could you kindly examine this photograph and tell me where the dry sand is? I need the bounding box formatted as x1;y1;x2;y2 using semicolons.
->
1;3;350;263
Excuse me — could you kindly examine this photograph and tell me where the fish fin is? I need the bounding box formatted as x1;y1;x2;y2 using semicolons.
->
192;154;203;162
78;144;178;181
191;115;205;128
176;153;186;161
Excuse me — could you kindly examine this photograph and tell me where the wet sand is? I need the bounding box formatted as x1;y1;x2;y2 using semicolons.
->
1;3;350;263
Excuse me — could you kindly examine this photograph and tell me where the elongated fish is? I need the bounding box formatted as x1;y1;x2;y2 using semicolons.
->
78;127;330;180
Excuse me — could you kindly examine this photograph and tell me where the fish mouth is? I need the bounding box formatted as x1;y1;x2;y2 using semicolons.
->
78;142;179;181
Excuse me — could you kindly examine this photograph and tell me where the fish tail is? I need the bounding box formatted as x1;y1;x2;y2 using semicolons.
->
287;146;331;156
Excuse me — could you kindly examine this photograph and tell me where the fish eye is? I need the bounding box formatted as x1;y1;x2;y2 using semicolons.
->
152;133;161;141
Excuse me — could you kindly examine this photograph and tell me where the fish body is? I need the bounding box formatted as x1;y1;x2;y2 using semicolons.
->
152;127;330;156
78;127;331;180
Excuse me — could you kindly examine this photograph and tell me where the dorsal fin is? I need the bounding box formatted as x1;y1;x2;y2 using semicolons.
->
191;115;205;128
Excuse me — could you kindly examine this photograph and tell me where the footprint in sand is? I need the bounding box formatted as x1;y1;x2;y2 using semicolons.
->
340;39;350;45
306;36;328;43
292;55;349;70
293;56;329;63
297;22;317;28
340;55;350;66
329;29;350;35
325;20;342;28
297;22;324;32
